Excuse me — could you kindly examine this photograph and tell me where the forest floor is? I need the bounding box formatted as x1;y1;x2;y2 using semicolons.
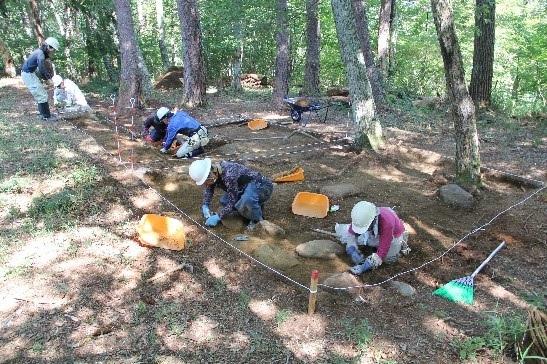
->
0;77;545;363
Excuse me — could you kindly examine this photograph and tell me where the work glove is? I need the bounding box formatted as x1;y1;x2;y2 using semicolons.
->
346;245;365;265
349;253;382;275
160;148;168;154
205;214;221;227
201;205;212;219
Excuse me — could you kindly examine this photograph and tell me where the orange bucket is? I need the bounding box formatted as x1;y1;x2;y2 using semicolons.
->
291;192;329;218
274;167;305;183
247;118;268;131
137;214;186;251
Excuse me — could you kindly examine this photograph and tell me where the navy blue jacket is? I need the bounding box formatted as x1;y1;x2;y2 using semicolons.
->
21;45;53;80
163;111;202;149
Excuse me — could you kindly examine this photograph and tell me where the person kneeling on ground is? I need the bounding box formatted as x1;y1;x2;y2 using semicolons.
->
189;158;273;228
52;74;92;118
160;109;209;158
142;107;172;144
335;201;411;275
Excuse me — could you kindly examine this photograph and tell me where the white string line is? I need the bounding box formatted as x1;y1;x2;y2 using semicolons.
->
65;115;312;293
318;185;546;290
203;141;328;158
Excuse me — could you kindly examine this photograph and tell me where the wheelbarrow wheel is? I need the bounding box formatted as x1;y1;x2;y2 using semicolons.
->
290;110;301;122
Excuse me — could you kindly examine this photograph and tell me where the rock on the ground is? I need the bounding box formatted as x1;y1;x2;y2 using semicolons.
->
389;280;416;297
320;183;360;199
439;183;474;209
295;240;344;259
253;244;299;270
322;272;363;297
252;220;285;237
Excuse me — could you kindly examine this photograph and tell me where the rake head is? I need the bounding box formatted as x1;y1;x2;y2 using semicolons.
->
433;275;475;305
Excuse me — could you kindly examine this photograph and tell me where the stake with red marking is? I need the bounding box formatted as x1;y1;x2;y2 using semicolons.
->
308;270;319;314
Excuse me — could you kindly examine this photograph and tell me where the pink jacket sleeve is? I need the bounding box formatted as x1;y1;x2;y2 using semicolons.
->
376;208;405;260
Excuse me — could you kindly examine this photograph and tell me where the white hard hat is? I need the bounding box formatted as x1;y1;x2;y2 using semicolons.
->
189;158;212;185
52;74;63;87
156;107;170;120
351;201;377;234
44;37;60;51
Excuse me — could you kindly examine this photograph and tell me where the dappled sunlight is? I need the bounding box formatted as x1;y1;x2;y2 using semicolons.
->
409;216;454;248
248;298;278;321
104;203;132;223
204;258;226;279
373;165;413;183
7;233;69;268
54;146;78;160
164;181;180;192
226;331;251;350
129;188;161;209
482;279;529;309
422;315;465;338
276;313;327;361
184;315;220;344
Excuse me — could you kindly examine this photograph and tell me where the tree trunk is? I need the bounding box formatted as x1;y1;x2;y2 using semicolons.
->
353;0;385;108
302;0;320;96
155;0;170;70
272;0;291;106
28;0;44;45
0;37;16;77
114;0;152;109
431;0;481;185
377;0;395;77
177;0;206;108
231;0;243;92
469;0;495;108
331;0;383;151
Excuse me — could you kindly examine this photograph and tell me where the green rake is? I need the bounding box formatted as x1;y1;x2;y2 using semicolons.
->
434;241;506;305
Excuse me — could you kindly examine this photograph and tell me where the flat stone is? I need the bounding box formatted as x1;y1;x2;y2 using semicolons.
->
253;244;299;270
252;220;285;237
320;183;360;199
322;272;363;297
439;184;474;209
295;240;344;259
389;280;416;297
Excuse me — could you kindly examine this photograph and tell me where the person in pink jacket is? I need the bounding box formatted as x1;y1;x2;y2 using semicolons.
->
335;201;411;275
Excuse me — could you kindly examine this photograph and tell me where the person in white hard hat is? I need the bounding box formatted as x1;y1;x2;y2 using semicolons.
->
52;74;92;118
159;109;209;158
335;201;410;275
188;158;273;228
142;107;172;144
21;37;60;121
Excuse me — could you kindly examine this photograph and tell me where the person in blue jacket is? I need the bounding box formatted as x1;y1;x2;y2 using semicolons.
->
159;110;209;158
21;37;60;121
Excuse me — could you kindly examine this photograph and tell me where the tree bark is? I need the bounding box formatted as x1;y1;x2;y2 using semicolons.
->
377;0;395;77
431;0;481;185
331;0;383;151
155;0;170;70
272;0;291;106
177;0;206;108
353;0;385;108
28;0;44;45
231;0;243;92
302;0;320;96
469;0;495;108
0;37;16;77
114;0;152;109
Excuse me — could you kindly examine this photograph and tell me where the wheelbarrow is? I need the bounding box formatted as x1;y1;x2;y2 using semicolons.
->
283;97;329;126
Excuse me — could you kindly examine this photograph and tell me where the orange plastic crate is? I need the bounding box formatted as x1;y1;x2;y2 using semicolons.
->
292;192;329;218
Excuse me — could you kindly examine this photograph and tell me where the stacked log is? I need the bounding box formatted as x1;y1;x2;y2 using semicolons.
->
241;73;267;89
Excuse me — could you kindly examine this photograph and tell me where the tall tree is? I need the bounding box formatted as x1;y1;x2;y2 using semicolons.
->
0;36;16;77
155;0;170;70
353;0;385;108
302;0;320;96
469;0;495;108
377;0;395;77
231;0;243;92
431;0;481;185
28;0;44;44
177;0;206;107
272;0;290;106
114;0;152;109
331;0;384;151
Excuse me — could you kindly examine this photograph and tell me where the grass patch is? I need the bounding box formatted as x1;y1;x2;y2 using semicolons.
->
275;309;291;326
342;318;374;352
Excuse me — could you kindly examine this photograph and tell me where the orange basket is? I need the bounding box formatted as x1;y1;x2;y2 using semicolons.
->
274;167;305;183
291;192;329;218
247;118;268;131
137;214;186;251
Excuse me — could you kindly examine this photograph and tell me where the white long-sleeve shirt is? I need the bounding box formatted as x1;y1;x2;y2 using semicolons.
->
54;79;89;108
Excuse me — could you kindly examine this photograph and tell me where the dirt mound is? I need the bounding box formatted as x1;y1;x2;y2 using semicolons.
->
154;66;184;90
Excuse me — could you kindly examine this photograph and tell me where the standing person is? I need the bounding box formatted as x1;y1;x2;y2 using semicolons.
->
21;37;60;121
52;75;92;118
188;158;274;228
142;107;172;144
335;201;411;274
160;110;209;158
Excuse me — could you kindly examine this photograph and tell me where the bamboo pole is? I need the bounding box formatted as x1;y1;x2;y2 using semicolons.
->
308;270;319;314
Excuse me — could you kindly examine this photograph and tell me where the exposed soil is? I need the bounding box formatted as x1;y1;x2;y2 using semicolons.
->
1;78;545;363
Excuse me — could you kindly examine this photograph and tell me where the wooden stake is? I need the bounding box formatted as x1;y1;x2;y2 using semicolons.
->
308;270;319;314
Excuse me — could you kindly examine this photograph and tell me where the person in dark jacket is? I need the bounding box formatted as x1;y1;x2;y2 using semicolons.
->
142;107;172;144
21;37;60;121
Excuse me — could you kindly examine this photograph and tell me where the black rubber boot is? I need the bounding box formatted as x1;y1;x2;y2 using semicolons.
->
38;102;58;122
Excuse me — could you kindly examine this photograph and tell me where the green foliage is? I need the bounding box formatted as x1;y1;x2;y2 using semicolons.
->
342;318;374;352
275;308;291;326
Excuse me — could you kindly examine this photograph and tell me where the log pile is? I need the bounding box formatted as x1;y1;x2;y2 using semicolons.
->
241;73;267;89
